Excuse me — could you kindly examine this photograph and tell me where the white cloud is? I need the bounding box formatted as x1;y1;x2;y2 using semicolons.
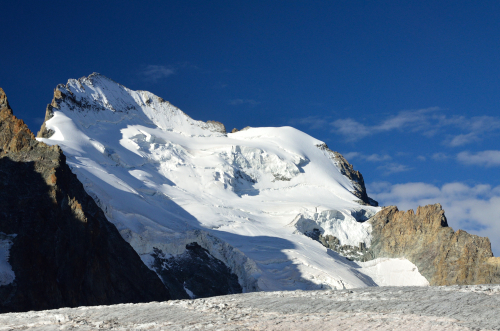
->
342;152;410;175
371;182;441;202
440;116;500;147
448;132;480;147
288;116;328;129
376;107;438;132
343;152;360;160
330;118;371;140
140;65;175;82
468;116;500;132
331;108;500;146
377;163;412;175
442;116;500;146
368;181;500;255
343;152;391;163
331;107;440;141
366;154;392;162
417;155;426;161
457;150;500;167
228;99;260;106
432;152;449;161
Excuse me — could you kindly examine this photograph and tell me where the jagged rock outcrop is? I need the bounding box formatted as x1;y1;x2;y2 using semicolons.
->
367;204;500;285
316;143;378;206
0;88;171;313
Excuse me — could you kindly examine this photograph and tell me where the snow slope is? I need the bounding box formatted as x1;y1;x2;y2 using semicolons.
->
37;73;428;292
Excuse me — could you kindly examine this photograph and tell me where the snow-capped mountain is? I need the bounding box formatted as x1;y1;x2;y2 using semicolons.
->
37;73;429;296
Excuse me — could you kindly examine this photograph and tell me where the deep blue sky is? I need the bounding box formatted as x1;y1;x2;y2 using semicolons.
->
2;1;500;251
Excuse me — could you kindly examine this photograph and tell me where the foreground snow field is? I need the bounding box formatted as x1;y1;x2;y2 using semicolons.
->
1;285;500;330
37;73;428;293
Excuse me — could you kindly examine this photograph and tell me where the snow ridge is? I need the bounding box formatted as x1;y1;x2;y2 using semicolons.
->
50;73;226;135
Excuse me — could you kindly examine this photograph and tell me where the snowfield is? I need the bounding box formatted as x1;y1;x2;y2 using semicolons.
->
1;285;499;330
37;73;429;293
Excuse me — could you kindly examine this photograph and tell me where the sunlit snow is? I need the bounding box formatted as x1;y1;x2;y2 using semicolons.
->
38;74;428;291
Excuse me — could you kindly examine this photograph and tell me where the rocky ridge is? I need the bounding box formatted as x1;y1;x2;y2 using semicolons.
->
0;88;171;313
316;143;378;206
365;204;500;286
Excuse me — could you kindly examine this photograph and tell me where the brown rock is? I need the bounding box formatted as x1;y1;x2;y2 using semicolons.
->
0;89;36;153
368;204;500;285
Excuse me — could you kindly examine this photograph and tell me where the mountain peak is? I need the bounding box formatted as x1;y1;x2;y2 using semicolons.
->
76;72;122;88
37;74;386;292
38;73;226;138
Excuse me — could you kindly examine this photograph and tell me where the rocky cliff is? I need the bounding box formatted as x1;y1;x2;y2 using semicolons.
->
0;88;171;313
367;204;500;285
316;143;378;206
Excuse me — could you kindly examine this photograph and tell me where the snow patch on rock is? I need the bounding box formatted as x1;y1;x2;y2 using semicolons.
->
0;233;16;286
358;258;430;286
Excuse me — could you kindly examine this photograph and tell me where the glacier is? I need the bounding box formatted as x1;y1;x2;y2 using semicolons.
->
37;73;428;294
2;285;499;330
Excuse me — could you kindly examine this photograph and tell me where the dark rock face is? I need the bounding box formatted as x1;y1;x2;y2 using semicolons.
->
150;243;242;299
367;204;500;285
0;88;171;313
316;143;378;206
